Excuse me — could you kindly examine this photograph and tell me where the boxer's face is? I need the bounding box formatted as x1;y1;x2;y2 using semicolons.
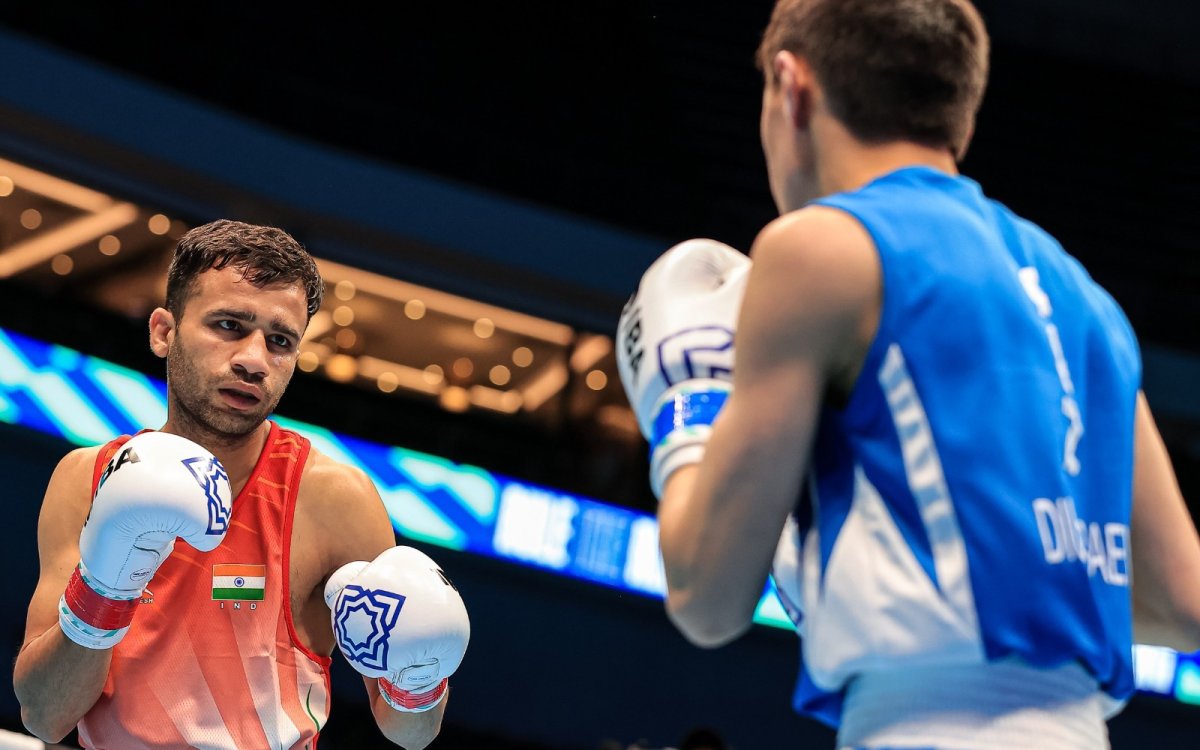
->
161;265;308;438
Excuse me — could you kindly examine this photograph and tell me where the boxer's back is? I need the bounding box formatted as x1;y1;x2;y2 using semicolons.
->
784;166;1141;733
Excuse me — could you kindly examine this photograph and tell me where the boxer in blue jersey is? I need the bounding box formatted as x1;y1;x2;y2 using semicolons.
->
615;1;1200;748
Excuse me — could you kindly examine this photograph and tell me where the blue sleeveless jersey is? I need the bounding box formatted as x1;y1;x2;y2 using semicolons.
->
785;166;1142;727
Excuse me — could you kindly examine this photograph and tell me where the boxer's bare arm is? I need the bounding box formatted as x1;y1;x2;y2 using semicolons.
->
302;453;446;748
362;672;448;750
13;447;111;743
659;208;880;647
1130;392;1200;652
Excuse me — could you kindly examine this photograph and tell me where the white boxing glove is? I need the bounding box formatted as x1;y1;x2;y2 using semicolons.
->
325;546;470;713
616;238;750;498
59;431;233;649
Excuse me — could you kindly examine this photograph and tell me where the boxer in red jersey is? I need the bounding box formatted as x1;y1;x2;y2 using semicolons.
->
14;219;469;749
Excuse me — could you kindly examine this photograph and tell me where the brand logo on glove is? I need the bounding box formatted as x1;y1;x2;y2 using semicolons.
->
618;295;645;381
657;326;735;385
334;585;406;671
435;568;458;591
96;446;140;495
183;457;232;535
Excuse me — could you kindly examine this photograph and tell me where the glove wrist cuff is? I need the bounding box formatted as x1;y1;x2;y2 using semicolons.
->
59;564;140;649
648;382;731;499
379;677;449;713
649;381;731;446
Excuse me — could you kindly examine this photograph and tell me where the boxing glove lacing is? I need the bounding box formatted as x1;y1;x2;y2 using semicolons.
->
379;677;448;712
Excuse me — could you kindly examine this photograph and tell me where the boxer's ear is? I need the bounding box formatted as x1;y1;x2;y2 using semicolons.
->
774;51;814;130
149;308;175;358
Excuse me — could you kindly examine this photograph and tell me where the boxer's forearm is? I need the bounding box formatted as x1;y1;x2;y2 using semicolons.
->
369;680;446;749
14;624;110;743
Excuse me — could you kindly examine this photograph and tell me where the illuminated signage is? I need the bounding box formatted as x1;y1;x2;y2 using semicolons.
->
0;324;1185;695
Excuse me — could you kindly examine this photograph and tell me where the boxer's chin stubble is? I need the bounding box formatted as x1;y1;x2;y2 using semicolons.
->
167;342;275;439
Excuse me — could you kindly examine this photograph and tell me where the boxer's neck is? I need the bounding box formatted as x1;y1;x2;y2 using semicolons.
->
158;418;271;498
812;111;959;199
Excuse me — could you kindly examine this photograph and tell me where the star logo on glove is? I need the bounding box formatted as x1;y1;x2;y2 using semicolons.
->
183;456;232;535
334;585;406;671
657;326;735;385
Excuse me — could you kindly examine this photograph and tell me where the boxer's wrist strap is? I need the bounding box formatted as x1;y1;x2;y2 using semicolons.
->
650;387;730;449
648;385;730;499
379;677;448;712
63;566;140;631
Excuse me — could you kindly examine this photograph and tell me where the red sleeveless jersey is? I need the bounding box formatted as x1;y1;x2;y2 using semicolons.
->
76;421;332;750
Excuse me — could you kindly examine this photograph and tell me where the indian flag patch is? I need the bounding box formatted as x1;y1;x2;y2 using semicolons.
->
212;564;266;601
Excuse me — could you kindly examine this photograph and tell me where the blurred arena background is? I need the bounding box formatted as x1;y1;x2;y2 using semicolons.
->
0;1;1198;748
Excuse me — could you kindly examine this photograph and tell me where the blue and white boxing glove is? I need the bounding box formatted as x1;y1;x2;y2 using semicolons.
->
325;546;470;712
617;239;808;633
616;238;750;499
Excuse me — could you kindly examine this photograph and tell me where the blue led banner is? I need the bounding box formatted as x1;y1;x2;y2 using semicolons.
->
1134;644;1200;704
0;326;792;628
0;324;1193;702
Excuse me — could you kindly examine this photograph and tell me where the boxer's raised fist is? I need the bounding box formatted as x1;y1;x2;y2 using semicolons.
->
326;546;470;712
60;431;232;649
616;239;750;498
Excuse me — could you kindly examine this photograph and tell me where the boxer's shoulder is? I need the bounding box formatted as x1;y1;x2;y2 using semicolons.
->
34;446;106;559
744;206;881;391
44;445;104;501
60;443;105;473
297;448;378;513
751;205;876;270
294;447;394;568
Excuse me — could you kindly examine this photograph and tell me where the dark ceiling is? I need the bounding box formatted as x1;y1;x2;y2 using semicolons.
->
0;1;1196;349
0;1;1199;509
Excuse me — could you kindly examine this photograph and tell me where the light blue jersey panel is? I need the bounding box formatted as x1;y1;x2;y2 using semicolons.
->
786;167;1141;727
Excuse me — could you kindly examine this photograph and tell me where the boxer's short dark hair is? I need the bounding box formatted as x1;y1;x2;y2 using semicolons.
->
166;219;325;320
756;0;989;159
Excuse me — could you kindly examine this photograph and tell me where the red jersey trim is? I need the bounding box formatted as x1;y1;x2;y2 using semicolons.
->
238;421;282;502
90;433;138;494
277;424;334;671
